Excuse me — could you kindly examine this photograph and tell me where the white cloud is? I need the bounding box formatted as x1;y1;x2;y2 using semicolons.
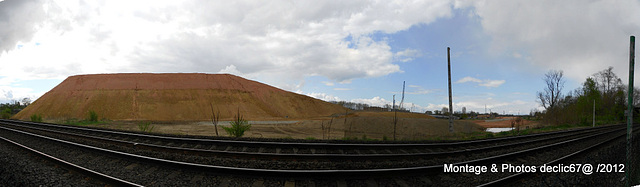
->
479;79;505;88
512;52;522;58
452;99;538;114
218;65;243;76
322;81;335;86
0;0;457;92
393;48;422;62
351;96;391;107
460;0;640;83
306;92;340;102
0;87;39;103
333;88;352;91
393;85;438;95
456;76;482;83
422;99;539;115
456;76;505;88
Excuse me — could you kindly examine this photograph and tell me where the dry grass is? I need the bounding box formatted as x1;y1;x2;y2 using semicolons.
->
346;111;436;119
78;115;484;140
471;117;539;128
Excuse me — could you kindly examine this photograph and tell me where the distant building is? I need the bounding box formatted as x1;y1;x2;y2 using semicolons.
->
429;115;460;120
475;114;491;120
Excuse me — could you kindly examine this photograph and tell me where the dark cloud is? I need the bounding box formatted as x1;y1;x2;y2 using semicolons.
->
0;0;46;52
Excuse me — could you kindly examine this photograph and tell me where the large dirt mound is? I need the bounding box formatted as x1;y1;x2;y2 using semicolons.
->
14;73;347;121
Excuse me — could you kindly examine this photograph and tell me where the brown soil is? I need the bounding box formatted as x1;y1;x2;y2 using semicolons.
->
472;117;539;128
14;73;346;121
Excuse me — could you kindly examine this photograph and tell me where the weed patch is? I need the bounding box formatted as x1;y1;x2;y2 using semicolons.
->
138;121;155;132
30;114;42;122
222;110;251;137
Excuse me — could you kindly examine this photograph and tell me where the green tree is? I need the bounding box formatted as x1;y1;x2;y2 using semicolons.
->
1;108;11;119
222;110;251;137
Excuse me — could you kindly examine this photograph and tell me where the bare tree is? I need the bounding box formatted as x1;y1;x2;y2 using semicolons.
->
210;103;220;136
593;66;622;94
633;87;640;107
321;121;325;139
327;117;334;139
537;70;565;110
21;97;31;106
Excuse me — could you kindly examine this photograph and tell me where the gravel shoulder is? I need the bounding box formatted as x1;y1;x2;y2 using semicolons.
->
0;137;104;186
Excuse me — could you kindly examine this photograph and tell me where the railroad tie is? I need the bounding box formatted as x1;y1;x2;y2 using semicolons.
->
124;163;138;170
394;179;410;187
141;167;158;176
251;179;264;187
284;180;295;187
189;175;204;185
365;178;379;187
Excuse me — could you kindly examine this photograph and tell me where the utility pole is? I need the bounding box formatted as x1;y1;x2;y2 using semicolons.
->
400;81;405;110
447;47;454;133
393;95;397;140
626;35;635;187
593;99;595;127
392;95;396;111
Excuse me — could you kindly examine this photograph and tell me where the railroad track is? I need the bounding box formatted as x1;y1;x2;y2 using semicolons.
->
0;119;621;157
0;119;636;186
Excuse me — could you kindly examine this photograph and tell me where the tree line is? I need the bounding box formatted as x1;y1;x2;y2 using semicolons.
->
537;67;640;126
0;98;31;119
329;101;409;112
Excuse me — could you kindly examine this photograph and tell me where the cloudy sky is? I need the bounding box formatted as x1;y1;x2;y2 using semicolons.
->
1;0;639;114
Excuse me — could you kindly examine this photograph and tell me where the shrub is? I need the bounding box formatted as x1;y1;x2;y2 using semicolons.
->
138;121;154;132
88;110;98;122
30;114;42;122
485;133;494;138
1;108;11;119
382;135;389;141
222;110;251;138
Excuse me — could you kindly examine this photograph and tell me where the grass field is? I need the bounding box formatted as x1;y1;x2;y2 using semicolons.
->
74;112;485;141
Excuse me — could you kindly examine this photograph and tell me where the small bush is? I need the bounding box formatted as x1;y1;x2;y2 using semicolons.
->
222;110;251;138
138;121;154;132
342;136;358;140
497;131;510;136
382;135;389;141
305;137;316;140
1;108;11;119
30;114;42;122
88;111;98;122
485;133;494;138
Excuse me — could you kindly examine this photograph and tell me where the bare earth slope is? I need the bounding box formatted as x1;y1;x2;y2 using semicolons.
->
14;73;346;121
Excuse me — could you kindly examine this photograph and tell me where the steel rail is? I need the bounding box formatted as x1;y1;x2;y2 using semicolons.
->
0;119;620;148
0;121;620;161
0;135;143;187
0;124;628;178
477;126;639;187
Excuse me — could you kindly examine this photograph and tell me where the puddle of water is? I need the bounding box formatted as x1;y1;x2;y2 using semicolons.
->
486;127;515;133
